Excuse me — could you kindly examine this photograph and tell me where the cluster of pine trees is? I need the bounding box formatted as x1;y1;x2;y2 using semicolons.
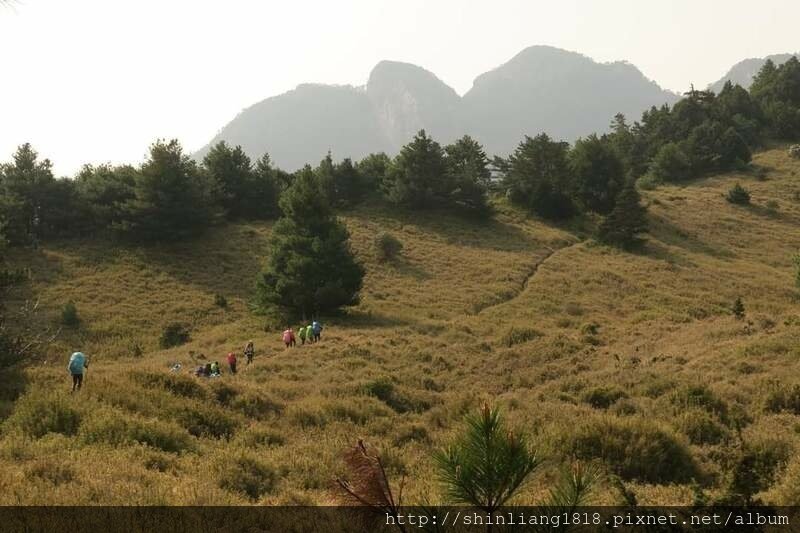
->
0;140;286;246
497;57;800;246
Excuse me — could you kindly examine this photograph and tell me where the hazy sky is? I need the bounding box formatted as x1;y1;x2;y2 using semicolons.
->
1;0;797;175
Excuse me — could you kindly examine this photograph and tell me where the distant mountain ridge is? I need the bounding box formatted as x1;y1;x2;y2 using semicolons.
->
708;53;798;93
195;46;683;169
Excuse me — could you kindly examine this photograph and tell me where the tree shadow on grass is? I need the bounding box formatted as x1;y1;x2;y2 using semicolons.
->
0;365;28;422
336;309;419;330
345;204;555;254
647;213;736;261
386;256;431;281
636;240;698;269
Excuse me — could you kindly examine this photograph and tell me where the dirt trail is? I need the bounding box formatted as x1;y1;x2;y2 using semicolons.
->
471;241;580;315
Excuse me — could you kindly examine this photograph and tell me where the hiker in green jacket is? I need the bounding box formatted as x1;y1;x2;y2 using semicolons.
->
299;326;308;345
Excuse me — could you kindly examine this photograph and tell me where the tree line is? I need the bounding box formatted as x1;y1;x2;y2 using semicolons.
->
3;57;799;250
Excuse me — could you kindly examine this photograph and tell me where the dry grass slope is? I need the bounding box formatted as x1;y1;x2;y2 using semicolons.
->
2;148;800;505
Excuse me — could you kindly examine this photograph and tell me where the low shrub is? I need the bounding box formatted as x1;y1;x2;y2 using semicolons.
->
289;406;328;428
764;384;800;415
670;384;728;421
175;404;239;439
565;416;698;483
422;377;445;392
720;436;792;504
79;410;192;453
374;232;403;262
393;423;430;446
766;200;779;214
676;409;727;445
324;402;370;425
362;377;430;413
582;386;628;409
25;458;76;485
611;399;639;416
132;371;208;400
768;455;800;505
500;327;543;347
4;392;82;438
231;393;285;420
159;322;190;349
214;294;228;308
636;173;663;191
581;322;600;336
143;452;178;473
726;183;751;205
60;301;80;328
209;382;239;406
238;427;285;448
217;455;279;500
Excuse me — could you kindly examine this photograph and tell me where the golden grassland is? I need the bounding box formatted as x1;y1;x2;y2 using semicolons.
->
2;148;800;505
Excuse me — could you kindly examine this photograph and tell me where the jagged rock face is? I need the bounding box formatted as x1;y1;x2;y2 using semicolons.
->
366;60;462;149
195;46;680;169
708;53;797;93
461;46;679;157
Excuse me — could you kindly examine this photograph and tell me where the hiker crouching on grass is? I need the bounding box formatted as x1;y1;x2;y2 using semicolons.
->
68;351;88;392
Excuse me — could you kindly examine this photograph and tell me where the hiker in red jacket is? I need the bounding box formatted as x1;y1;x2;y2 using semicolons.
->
282;327;296;348
227;352;237;374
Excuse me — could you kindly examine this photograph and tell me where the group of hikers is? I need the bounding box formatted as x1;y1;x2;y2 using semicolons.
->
193;340;255;377
67;321;325;390
282;320;323;347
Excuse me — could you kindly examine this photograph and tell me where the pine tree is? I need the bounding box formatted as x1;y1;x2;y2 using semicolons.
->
570;134;625;215
725;183;751;205
434;404;541;515
254;167;364;318
356;152;391;194
251;153;281;219
443;135;491;216
503;133;575;220
732;297;745;320
0;143;56;244
203;141;253;219
598;180;648;249
385;130;446;208
118;139;219;241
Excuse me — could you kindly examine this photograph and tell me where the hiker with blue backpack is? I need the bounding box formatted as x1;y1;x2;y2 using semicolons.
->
312;320;323;342
67;351;89;392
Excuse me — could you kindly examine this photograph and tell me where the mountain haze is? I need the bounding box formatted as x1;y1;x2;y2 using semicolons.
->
195;46;680;168
461;46;680;157
367;60;462;150
709;53;797;93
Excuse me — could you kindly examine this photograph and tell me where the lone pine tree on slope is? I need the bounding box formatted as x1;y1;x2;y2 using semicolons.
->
255;166;364;318
598;180;648;249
